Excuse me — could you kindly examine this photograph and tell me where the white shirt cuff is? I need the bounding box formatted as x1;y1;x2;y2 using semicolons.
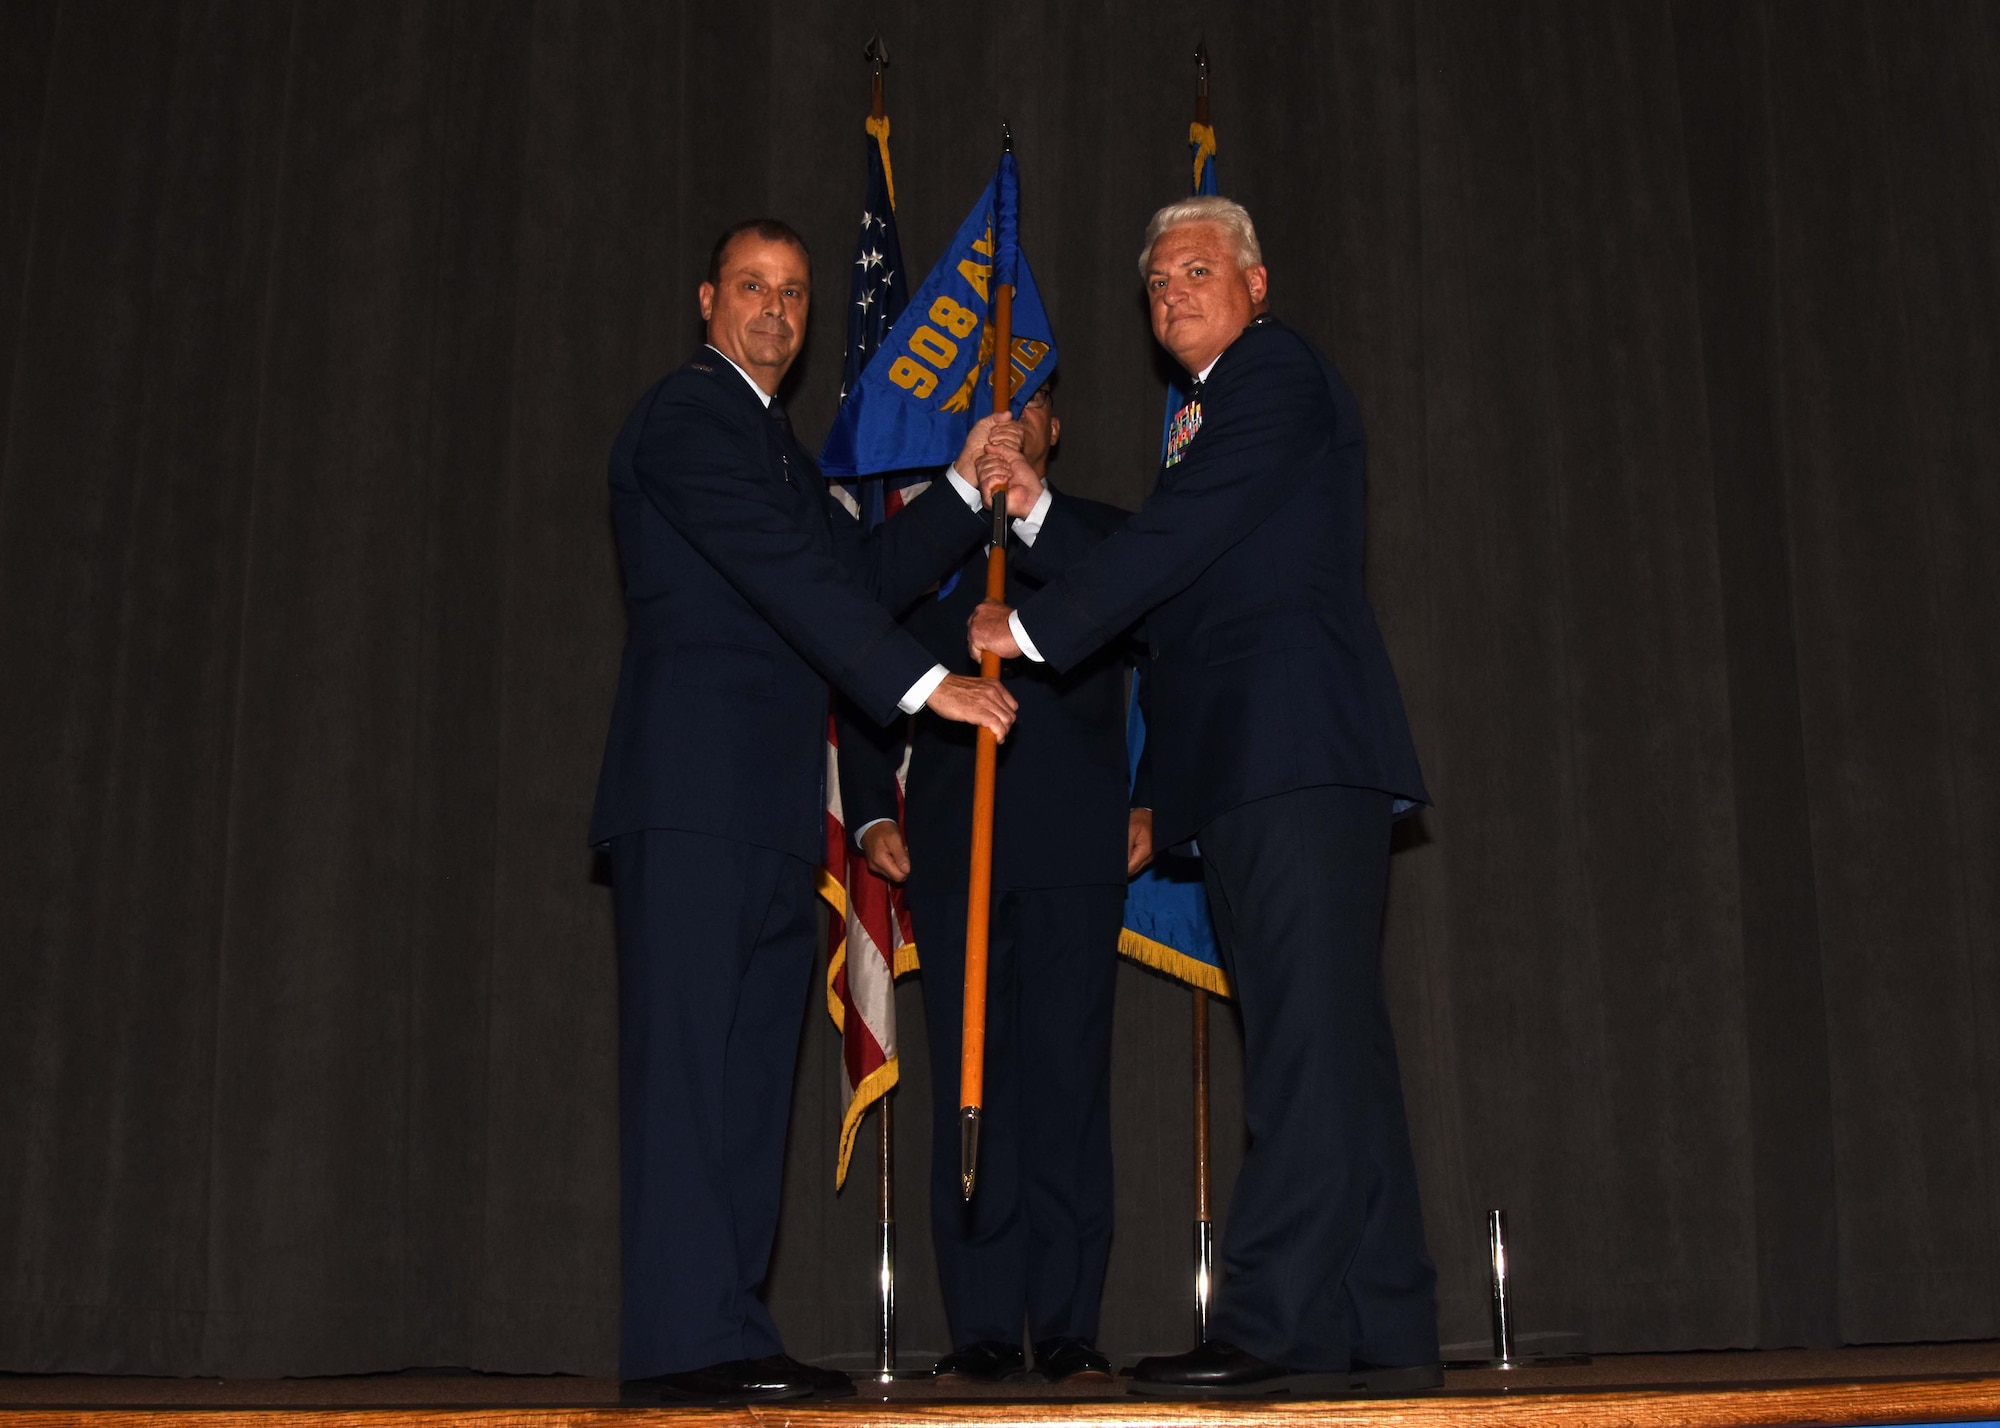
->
852;816;895;850
1009;611;1045;663
946;464;983;510
1012;486;1052;545
947;464;1049;544
899;663;949;714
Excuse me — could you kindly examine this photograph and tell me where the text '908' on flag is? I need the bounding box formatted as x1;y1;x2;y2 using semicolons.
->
819;150;1056;478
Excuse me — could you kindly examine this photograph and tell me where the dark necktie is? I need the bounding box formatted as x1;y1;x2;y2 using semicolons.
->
768;400;797;485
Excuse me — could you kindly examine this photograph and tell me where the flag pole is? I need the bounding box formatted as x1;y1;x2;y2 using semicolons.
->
1188;38;1216;1344
960;123;1017;1201
877;1094;898;1378
861;32;903;1382
1193;985;1212;1340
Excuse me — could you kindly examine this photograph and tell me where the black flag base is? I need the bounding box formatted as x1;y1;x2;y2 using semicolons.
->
959;1107;982;1199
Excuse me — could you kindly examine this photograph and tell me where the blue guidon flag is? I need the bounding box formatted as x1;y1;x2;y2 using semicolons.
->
1118;116;1232;998
820;150;1056;477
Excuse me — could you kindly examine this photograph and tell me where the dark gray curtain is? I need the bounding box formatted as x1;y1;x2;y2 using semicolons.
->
2;0;1996;1376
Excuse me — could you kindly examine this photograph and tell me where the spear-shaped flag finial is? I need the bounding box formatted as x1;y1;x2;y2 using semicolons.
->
865;35;889;119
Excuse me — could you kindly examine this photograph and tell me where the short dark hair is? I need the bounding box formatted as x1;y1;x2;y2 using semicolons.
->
1026;367;1058;404
706;218;811;286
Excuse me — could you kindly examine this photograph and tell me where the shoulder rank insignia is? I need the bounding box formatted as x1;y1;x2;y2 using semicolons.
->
689;361;715;373
1164;395;1203;467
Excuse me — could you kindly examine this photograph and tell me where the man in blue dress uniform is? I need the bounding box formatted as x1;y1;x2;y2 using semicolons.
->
968;197;1442;1399
836;376;1143;1385
591;219;1039;1406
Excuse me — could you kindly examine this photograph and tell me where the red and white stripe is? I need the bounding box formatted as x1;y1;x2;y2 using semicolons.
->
820;478;929;1187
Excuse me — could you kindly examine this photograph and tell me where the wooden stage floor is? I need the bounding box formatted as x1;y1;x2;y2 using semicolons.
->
7;1342;2000;1427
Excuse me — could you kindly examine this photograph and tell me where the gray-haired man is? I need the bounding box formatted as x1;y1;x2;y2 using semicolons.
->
969;197;1441;1398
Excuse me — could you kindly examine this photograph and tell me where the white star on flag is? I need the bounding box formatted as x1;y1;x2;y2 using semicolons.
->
855;290;874;313
857;247;884;272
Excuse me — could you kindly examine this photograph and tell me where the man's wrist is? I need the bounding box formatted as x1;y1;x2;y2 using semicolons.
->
853;816;895;851
899;664;949;713
945;465;983;511
1012;486;1053;544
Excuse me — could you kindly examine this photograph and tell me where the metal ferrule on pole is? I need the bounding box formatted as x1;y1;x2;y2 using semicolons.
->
1193;1222;1214;1341
1489;1208;1517;1368
876;1095;896;1379
1193;987;1213;1340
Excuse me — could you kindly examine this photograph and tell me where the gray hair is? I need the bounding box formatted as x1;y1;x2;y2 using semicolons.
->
1137;196;1263;278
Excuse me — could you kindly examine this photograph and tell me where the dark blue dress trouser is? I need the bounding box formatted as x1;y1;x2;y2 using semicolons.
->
611;829;819;1379
906;882;1125;1349
1198;785;1439;1371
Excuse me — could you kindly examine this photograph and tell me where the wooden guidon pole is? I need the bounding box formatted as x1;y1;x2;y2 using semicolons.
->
959;125;1017;1201
1188;39;1217;1340
1193;984;1213;1338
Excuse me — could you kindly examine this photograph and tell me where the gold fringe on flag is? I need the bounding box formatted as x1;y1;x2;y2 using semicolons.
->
1119;925;1233;997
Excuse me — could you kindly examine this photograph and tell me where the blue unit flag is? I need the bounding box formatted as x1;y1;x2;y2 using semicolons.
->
820;151;1057;478
1119;121;1231;998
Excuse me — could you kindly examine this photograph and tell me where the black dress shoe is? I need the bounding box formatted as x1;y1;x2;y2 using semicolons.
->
620;1358;816;1405
933;1339;1028;1382
1033;1337;1113;1383
753;1352;856;1399
1130;1341;1309;1397
1130;1340;1440;1399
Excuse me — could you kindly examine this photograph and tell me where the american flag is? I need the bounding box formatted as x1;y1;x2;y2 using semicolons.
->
822;109;927;1187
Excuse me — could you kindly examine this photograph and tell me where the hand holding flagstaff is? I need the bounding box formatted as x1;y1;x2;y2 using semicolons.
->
954;412;1045;517
976;437;1045;517
968;600;1022;660
926;671;1017;741
974;436;1034;489
954;410;1014;481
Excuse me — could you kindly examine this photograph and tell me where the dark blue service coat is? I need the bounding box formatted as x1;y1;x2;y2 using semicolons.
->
1015;317;1428;846
588;349;988;1378
589;351;989;860
836;489;1136;897
1011;316;1439;1372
